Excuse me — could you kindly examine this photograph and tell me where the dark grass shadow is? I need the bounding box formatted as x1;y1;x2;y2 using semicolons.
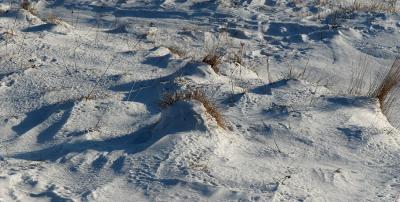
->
0;72;14;80
266;0;278;6
48;2;213;18
142;54;172;68
12;101;74;138
264;22;336;43
221;92;246;106
225;28;250;39
266;22;321;37
36;102;74;143
13;125;153;161
221;79;290;106
0;10;23;19
157;177;272;199
105;24;131;34
47;0;66;8
45;1;232;31
111;156;125;173
189;1;218;10
66;130;86;137
91;155;108;170
337;127;363;141
22;24;56;32
114;9;194;19
263;103;289;118
252;79;290;95
30;190;70;202
322;96;375;111
336;126;368;149
13;101;204;162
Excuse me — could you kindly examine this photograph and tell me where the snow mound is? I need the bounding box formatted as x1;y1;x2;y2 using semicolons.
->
154;100;208;135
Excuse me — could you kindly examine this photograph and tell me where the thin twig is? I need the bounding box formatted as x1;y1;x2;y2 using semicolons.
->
86;55;116;99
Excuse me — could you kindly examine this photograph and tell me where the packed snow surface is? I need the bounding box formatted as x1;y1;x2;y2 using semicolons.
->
0;0;400;201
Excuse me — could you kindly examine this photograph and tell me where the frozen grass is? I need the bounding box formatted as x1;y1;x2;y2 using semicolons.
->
202;53;222;74
346;57;400;116
371;57;400;115
230;42;245;66
356;0;398;13
45;14;64;25
166;46;187;58
320;0;398;27
202;32;229;74
320;0;398;13
348;56;372;95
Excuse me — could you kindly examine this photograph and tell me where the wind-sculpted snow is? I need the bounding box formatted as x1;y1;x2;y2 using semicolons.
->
0;0;399;201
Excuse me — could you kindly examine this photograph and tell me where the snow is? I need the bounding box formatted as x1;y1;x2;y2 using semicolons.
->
0;0;400;201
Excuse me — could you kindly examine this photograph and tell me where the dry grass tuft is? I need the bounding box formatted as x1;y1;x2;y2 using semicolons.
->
371;57;400;114
202;32;229;74
315;0;330;7
167;46;186;58
319;0;398;13
322;0;398;27
349;1;397;13
345;57;400;118
45;14;64;25
160;89;226;129
348;56;372;95
20;1;37;15
335;0;397;14
20;1;31;10
2;30;16;38
283;60;310;81
231;42;245;66
202;53;221;74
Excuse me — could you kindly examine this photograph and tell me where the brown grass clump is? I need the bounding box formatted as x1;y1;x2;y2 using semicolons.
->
45;14;64;25
350;0;398;13
316;0;330;7
202;32;229;74
336;0;397;14
202;53;221;74
167;46;186;58
20;1;37;15
20;1;31;10
160;89;226;129
2;30;16;38
348;56;371;95
323;0;398;27
371;57;400;114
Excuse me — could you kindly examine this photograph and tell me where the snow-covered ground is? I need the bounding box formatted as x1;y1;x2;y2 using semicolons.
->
0;0;400;201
